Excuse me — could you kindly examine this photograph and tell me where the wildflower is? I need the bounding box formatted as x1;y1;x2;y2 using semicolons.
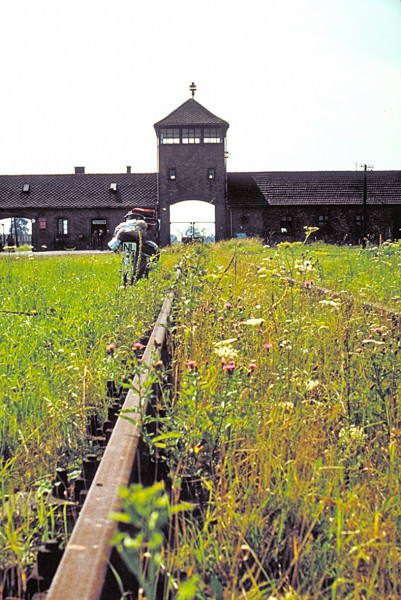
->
223;361;236;374
217;316;224;322
304;280;314;288
338;424;367;457
193;440;205;455
132;342;144;351
244;318;264;326
248;363;257;372
374;327;383;334
214;339;238;362
263;343;273;350
224;303;232;309
186;360;198;370
106;343;116;355
154;360;163;369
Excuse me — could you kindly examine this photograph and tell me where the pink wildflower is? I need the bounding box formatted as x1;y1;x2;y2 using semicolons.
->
106;343;116;355
132;342;144;351
186;360;198;370
263;343;273;351
222;361;236;374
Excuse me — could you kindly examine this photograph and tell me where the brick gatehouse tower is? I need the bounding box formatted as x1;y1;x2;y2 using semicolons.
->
154;83;229;246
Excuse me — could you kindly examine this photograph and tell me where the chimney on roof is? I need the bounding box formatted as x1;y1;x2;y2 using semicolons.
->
75;166;85;174
127;166;131;173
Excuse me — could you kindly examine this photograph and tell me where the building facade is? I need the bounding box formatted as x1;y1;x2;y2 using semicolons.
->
0;92;400;249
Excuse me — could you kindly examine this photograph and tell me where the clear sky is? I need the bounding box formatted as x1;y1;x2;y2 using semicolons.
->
0;0;400;176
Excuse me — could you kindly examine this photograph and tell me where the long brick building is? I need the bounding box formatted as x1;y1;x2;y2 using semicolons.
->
1;90;400;249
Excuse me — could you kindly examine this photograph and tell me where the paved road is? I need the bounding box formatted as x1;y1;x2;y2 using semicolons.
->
0;250;111;257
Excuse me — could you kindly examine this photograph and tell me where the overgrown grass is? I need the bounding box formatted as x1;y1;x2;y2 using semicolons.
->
0;249;176;581
141;239;401;599
271;238;401;309
3;239;401;598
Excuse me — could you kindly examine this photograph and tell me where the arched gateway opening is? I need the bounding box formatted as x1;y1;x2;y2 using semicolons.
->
170;200;215;244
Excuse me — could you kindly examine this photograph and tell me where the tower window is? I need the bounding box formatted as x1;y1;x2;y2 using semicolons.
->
169;168;176;181
208;168;216;180
204;127;223;143
110;182;118;192
161;128;180;144
57;218;68;236
22;184;30;193
182;128;201;144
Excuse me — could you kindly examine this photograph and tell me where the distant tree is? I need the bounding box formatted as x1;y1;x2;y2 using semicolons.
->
9;218;30;246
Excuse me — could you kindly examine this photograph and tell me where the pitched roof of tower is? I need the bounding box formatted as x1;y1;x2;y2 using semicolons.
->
154;98;229;130
227;171;401;206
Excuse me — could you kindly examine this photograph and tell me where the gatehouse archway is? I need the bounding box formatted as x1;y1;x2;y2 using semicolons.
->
170;200;215;244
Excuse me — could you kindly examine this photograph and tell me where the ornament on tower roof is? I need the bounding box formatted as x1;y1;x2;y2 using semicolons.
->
189;82;197;98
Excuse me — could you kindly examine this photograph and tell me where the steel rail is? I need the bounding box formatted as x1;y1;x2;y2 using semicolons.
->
46;294;173;600
275;274;401;322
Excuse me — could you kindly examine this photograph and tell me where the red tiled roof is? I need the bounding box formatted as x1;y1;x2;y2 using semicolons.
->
0;172;157;210
227;171;401;206
154;99;229;130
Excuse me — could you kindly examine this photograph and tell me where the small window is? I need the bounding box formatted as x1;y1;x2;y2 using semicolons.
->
356;214;364;226
208;168;216;180
280;215;293;234
161;128;180;144
110;183;118;192
169;168;176;181
182;128;201;144
22;184;30;193
318;215;329;233
57;218;68;236
204;127;223;143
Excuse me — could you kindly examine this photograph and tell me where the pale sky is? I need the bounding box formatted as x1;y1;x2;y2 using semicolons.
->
0;0;400;176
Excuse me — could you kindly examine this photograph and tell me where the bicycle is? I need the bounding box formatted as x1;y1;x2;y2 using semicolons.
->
121;241;138;287
120;238;160;287
109;207;160;286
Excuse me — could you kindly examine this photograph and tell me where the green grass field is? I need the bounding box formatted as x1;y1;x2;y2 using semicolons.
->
2;239;401;599
136;239;401;600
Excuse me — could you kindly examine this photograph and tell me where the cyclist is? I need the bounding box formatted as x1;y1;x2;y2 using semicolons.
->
108;208;160;282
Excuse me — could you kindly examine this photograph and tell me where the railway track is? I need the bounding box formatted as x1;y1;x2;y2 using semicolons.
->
30;294;173;600
13;272;401;599
275;273;401;324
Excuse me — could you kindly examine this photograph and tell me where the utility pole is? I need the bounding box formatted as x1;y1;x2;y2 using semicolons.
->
359;164;374;247
362;164;367;245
